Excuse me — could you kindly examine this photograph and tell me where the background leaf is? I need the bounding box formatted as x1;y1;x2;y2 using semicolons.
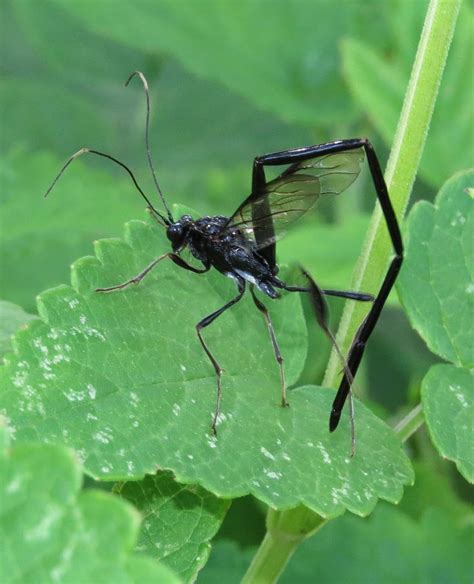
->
397;169;474;368
116;472;229;583
0;424;180;584
421;364;473;483
0;78;120;156
0;213;412;517
3;0;314;171
12;0;148;85
49;0;392;126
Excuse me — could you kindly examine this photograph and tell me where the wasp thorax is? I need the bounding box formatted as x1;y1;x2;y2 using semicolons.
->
166;215;193;251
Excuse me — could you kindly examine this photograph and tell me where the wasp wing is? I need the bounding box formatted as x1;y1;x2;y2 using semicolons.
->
224;148;365;253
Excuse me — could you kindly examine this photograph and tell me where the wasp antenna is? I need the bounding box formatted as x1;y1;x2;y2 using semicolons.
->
44;147;89;198
125;70;174;224
44;147;168;227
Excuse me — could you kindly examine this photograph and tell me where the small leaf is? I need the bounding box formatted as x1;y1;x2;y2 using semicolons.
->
0;301;37;360
0;425;180;584
116;472;229;583
397;170;474;368
421;364;473;483
0;213;413;517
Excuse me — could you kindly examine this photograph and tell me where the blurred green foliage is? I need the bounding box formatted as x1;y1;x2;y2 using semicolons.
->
1;0;472;582
0;426;181;583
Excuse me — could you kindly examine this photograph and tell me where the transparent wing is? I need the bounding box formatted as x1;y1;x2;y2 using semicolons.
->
225;148;365;249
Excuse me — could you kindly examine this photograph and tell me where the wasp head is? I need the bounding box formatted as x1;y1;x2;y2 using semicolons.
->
166;215;193;252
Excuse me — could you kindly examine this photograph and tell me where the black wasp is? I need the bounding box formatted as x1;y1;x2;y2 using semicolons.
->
46;72;403;451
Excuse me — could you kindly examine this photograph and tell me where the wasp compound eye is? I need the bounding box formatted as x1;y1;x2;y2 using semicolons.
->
166;223;182;242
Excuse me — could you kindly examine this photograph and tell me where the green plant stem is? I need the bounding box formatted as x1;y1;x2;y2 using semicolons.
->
394;404;424;442
242;1;461;582
323;0;461;387
241;506;326;584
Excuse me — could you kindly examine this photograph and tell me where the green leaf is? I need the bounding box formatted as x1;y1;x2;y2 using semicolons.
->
421;364;473;483
50;0;391;126
0;427;180;584
397;170;474;368
0;212;413;517
116;472;229;582
0;301;37;361
342;2;474;187
200;506;474;584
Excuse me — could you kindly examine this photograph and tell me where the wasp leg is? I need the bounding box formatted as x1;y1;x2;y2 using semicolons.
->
96;253;209;292
196;278;246;435
249;286;288;408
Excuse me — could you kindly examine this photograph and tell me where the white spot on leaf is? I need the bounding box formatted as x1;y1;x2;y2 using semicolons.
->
264;469;282;480
317;442;331;464
64;389;85;402
260;447;276;461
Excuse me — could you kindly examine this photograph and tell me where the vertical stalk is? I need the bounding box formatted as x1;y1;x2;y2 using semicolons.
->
242;1;461;582
323;0;461;387
241;506;326;584
394;404;425;442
